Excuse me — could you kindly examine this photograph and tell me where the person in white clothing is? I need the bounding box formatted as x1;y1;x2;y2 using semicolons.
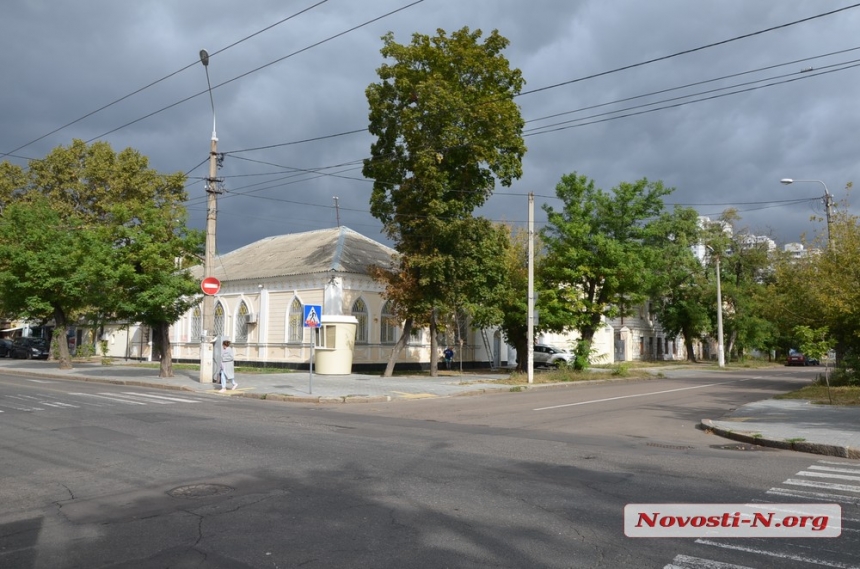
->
218;340;238;392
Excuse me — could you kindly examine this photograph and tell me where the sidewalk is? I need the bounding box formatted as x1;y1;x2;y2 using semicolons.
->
702;399;860;459
1;358;858;459
0;359;516;402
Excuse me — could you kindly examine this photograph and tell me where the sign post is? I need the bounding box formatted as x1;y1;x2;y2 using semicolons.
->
303;305;322;394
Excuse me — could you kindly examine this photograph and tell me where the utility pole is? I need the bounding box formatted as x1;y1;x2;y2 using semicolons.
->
199;49;222;384
780;178;835;249
527;192;534;384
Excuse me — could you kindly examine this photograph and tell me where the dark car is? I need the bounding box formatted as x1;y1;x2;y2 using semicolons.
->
11;337;50;359
786;352;819;366
0;338;12;357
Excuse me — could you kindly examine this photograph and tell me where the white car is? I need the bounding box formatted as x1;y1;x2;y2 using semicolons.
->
533;344;572;367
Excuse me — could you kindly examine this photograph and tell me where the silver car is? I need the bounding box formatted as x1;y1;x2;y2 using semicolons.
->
533;344;572;367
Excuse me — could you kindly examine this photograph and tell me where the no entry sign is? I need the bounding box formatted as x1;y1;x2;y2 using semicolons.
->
201;276;221;295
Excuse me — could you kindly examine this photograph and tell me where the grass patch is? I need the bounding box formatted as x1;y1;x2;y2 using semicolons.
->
774;385;860;405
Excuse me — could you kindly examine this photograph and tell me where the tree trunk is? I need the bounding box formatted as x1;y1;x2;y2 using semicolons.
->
514;335;528;372
682;325;697;362
155;322;174;378
382;318;413;377
53;306;73;370
429;309;438;377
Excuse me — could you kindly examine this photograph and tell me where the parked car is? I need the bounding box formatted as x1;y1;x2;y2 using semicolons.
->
533;344;573;367
0;338;12;358
786;352;819;366
11;337;50;359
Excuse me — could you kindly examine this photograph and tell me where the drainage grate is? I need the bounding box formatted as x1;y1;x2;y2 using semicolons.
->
646;442;694;450
167;484;234;498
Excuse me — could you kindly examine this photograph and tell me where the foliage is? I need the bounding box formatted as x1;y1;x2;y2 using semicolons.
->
0;140;203;374
494;225;535;372
539;173;673;345
363;27;526;376
701;210;777;360
793;325;834;364
644;206;708;361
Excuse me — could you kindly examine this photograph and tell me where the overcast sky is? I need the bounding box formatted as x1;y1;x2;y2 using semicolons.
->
2;1;859;254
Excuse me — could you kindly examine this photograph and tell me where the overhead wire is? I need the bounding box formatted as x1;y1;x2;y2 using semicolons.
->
0;0;330;160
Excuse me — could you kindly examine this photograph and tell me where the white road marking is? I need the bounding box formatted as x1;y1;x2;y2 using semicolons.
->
664;554;754;569
25;379;55;383
97;392;172;404
784;478;860;494
767;487;860;505
694;540;860;568
818;461;860;469
69;393;146;405
121;392;201;403
798;470;860;483
533;379;749;411
811;465;860;474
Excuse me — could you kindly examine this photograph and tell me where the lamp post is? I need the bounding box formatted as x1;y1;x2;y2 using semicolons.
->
198;49;222;384
707;246;725;368
780;178;834;248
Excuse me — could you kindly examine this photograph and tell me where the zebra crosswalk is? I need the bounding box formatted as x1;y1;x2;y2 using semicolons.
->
665;459;860;568
0;389;205;413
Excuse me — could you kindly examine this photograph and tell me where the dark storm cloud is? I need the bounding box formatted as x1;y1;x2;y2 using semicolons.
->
2;0;858;253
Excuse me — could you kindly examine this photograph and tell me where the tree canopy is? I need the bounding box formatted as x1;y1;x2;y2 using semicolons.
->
363;27;526;375
0;140;203;374
539;173;674;364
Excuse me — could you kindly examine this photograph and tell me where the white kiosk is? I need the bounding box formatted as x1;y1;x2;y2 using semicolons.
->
314;315;358;375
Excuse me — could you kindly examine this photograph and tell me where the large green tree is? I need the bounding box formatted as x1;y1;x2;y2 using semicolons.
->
702;211;775;361
363;27;526;375
0;140;203;374
539;173;673;366
644;207;708;361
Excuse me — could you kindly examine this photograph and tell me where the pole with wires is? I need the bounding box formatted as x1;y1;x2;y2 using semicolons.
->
199;49;222;384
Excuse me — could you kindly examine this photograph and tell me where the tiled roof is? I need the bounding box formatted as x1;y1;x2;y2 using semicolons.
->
190;227;396;282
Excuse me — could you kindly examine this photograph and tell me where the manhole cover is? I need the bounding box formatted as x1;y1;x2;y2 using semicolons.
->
711;443;775;452
168;484;234;498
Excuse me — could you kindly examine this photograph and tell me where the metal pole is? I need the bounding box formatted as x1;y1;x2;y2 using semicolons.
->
715;256;725;368
527;193;534;384
780;178;834;249
309;336;314;394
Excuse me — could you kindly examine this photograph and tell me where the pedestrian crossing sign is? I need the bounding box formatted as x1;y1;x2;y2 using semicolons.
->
303;305;322;328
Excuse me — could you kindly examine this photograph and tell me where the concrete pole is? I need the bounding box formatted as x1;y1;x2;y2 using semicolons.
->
527;193;534;384
199;134;218;383
715;256;725;368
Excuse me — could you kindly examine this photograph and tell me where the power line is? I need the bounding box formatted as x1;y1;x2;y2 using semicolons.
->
516;2;860;98
0;0;329;160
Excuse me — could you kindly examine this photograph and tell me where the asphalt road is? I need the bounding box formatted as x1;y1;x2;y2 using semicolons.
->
0;366;857;568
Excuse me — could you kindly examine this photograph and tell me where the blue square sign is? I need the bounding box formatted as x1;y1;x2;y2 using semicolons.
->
303;305;322;328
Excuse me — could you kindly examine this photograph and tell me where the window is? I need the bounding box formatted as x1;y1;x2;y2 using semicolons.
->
351;298;368;344
235;302;249;343
288;298;303;343
191;306;201;342
214;302;225;338
380;301;398;344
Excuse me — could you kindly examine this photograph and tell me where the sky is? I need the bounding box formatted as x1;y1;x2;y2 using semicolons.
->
2;0;859;255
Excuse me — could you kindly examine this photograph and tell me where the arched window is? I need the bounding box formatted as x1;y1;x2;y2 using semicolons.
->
191;306;201;342
235;301;249;343
351;298;368;344
288;298;303;343
380;301;398;344
214;302;225;338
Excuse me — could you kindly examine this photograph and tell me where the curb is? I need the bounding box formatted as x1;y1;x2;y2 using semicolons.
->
701;419;860;459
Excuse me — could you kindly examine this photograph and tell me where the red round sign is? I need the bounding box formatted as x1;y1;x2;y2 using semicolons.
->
201;276;221;295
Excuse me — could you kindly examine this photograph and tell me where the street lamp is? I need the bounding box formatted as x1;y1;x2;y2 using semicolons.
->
198;49;222;384
706;246;725;368
780;178;834;248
